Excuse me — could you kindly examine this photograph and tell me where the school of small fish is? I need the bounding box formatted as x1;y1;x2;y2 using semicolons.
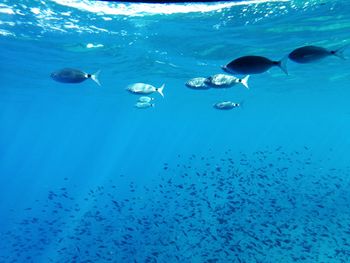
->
50;45;346;111
1;147;349;262
186;45;347;110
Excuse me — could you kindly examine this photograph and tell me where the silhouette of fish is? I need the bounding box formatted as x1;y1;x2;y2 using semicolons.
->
222;55;288;75
288;45;346;63
51;68;101;86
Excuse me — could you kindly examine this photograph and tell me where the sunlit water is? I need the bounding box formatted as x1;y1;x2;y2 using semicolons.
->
1;0;350;262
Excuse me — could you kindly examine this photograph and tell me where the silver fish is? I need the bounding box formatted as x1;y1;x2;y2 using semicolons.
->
213;101;241;110
127;83;165;97
205;74;249;89
138;96;154;103
135;102;155;109
185;77;210;90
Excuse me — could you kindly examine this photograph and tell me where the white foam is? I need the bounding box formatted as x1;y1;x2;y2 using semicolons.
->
51;0;290;16
0;7;15;15
30;7;41;15
0;29;15;36
86;43;104;48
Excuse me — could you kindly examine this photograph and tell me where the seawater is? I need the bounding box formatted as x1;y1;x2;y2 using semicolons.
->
1;0;350;262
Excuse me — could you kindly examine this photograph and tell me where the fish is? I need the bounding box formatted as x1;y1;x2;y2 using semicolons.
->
288;45;346;63
213;101;242;110
51;68;101;86
2;145;347;263
127;83;165;97
185;77;210;90
138;96;154;103
222;55;288;75
134;102;154;109
205;74;249;89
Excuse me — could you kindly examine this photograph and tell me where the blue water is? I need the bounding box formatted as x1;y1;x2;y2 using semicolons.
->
1;0;350;262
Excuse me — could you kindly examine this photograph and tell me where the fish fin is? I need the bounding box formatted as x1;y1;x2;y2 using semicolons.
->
240;75;250;89
332;45;348;60
221;65;233;74
151;103;155;108
91;70;101;86
157;84;165;98
277;56;288;75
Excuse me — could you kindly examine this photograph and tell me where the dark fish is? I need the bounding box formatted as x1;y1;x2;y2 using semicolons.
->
288;45;346;63
222;55;288;75
51;68;101;86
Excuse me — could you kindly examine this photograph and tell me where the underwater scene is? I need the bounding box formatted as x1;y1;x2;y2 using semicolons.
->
1;0;350;262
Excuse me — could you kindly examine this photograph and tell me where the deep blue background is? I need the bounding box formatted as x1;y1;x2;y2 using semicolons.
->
0;0;350;261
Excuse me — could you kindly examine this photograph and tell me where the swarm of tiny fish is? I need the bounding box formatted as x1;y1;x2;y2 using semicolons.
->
1;147;350;262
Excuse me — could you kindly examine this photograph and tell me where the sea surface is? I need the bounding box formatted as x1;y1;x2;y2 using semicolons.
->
1;0;350;262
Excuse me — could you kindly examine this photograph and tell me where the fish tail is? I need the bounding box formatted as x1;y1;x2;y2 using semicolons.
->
332;45;348;60
240;75;250;89
91;70;101;86
157;84;165;98
277;56;288;75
